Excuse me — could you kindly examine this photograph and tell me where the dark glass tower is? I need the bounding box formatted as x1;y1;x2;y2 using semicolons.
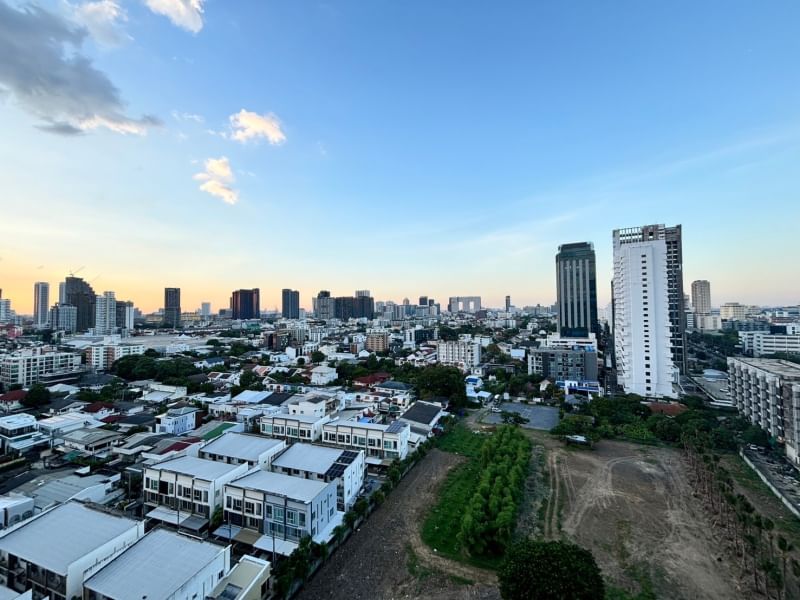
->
281;288;300;319
64;276;96;332
164;287;181;327
555;242;598;338
231;289;260;320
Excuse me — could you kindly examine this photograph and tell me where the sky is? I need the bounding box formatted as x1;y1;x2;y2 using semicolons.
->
1;0;799;314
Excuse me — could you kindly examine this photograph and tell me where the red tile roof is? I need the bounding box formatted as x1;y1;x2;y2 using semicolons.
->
0;390;27;403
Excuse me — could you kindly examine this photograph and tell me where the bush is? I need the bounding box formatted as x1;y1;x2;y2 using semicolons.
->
498;540;605;600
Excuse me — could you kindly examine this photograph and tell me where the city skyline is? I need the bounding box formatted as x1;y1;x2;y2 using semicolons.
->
2;1;800;312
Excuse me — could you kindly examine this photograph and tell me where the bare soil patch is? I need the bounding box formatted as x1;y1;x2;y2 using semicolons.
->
297;448;500;600
542;438;745;599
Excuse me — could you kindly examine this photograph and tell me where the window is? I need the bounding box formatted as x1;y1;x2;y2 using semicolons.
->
287;510;298;525
233;498;243;511
273;506;284;521
265;504;273;518
299;512;306;527
368;438;377;447
262;424;272;434
245;501;255;514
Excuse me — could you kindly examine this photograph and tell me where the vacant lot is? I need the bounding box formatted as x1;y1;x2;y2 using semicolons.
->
482;403;560;430
540;437;744;599
298;448;499;600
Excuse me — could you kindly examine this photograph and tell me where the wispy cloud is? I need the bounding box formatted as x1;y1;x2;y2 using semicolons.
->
0;1;160;135
194;157;239;205
145;0;204;33
228;109;286;145
69;0;131;47
171;110;204;123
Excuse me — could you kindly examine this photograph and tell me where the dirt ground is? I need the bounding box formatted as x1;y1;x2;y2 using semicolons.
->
539;436;746;599
297;448;500;600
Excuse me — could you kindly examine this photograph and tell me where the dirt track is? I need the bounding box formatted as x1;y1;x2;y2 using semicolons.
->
542;438;745;599
298;448;499;600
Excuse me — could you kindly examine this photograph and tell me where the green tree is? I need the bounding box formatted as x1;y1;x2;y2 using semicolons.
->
742;425;769;447
498;540;605;600
21;384;50;407
311;350;326;364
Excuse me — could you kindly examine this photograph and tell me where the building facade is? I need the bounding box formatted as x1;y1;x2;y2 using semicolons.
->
0;348;83;387
164;287;182;328
728;358;800;464
721;302;748;321
612;226;677;398
63;276;96;332
447;296;481;313
94;291;117;335
528;347;598;382
33;282;49;328
231;289;260;320
691;280;711;315
281;289;300;320
321;419;409;461
555;242;598;338
436;340;481;370
49;303;77;333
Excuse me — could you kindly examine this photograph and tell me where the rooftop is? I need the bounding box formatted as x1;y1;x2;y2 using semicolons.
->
399;401;444;427
85;528;225;599
231;390;271;404
0;501;139;575
201;433;284;462
730;357;800;380
272;443;355;476
149;455;243;480
229;469;329;502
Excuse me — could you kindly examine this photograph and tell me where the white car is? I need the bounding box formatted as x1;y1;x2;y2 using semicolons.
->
490;407;502;413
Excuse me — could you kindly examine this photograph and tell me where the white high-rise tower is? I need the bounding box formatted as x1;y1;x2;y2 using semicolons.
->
33;282;50;328
95;291;117;335
612;227;678;398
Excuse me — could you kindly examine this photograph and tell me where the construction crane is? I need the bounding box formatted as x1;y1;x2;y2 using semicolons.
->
69;265;85;278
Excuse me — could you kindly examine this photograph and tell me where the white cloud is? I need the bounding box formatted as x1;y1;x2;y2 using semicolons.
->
70;0;131;46
0;1;160;135
229;109;286;145
145;0;204;33
171;110;204;123
194;156;239;205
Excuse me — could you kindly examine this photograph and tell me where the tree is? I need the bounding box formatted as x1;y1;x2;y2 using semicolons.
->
21;384;50;407
296;357;306;366
742;425;769;447
498;540;605;600
501;411;530;426
311;350;326;364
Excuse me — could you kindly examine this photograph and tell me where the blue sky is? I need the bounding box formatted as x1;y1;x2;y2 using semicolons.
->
1;0;799;313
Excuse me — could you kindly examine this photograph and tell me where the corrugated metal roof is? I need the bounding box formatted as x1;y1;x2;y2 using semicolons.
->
84;528;225;599
201;432;284;462
229;470;329;502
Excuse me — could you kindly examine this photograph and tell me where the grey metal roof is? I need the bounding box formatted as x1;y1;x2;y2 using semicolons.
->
84;528;225;600
0;501;139;575
201;432;284;462
229;470;329;502
399;402;443;427
272;443;344;475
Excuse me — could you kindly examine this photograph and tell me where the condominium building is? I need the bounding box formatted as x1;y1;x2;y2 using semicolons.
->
114;300;134;330
49;303;77;333
281;289;300;320
436;340;481;370
528;347;598;382
728;358;800;464
555;242;598;338
144;456;249;526
33;282;49;328
0;501;144;600
691;280;711;315
739;332;800;357
365;331;390;353
94;291;116;335
612;225;678;398
0;348;83;387
447;296;481;313
721;302;748;321
231;289;260;320
164;287;182;328
63;276;96;332
321;418;409;461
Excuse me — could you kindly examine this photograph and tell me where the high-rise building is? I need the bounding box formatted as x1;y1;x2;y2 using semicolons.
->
353;295;375;319
95;291;117;335
200;302;211;318
556;242;598;338
49;303;77;333
58;282;66;304
231;289;260;320
355;290;371;298
164;288;181;328
505;295;511;313
315;291;334;320
281;289;300;319
33;282;49;328
115;300;135;330
612;225;680;398
63;276;96;332
0;297;12;324
334;297;355;320
418;296;428;307
691;280;711;315
447;296;482;313
721;302;748;321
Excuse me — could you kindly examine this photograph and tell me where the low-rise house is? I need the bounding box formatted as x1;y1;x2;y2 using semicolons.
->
144;456;248;531
321;418;410;462
0;415;49;455
14;471;122;513
207;554;271;600
259;414;330;443
83;528;231;600
310;365;337;386
0;495;34;531
223;470;338;555
0;390;26;414
156;406;200;435
61;428;123;458
36;413;103;444
200;433;286;469
271;443;365;511
398;401;447;436
0;501;144;600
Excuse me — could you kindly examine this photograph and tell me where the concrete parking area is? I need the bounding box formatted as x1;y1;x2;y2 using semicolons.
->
483;403;560;431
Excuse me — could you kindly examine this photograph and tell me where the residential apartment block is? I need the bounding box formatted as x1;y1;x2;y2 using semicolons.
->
528;346;598;382
436;340;481;370
0;348;83;387
728;358;800;464
85;342;145;371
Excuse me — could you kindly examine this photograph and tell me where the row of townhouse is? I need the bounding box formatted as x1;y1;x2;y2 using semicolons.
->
0;500;269;600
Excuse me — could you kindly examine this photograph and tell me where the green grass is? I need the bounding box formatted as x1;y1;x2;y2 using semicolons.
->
436;423;485;458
